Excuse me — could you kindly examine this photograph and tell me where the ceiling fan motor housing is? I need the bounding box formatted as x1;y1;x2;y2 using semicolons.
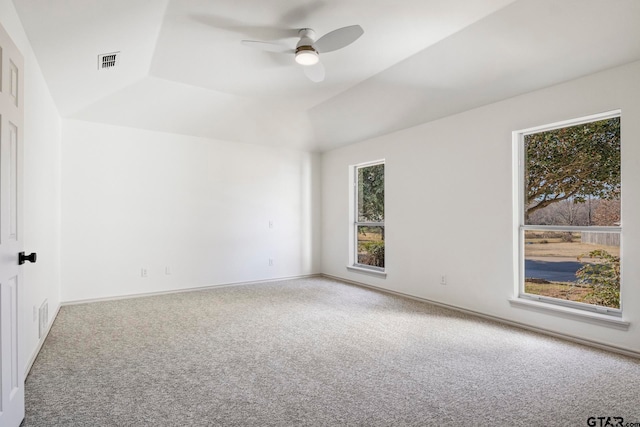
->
297;28;316;45
295;29;319;65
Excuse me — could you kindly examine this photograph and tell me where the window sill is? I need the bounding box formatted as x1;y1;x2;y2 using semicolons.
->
509;297;629;330
346;265;387;278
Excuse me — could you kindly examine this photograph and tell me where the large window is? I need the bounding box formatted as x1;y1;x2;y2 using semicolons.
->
515;112;621;315
353;161;385;272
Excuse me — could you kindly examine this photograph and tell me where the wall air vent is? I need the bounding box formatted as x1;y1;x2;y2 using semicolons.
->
98;51;120;70
38;300;49;339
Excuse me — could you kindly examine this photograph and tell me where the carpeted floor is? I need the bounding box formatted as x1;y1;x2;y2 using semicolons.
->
23;277;640;426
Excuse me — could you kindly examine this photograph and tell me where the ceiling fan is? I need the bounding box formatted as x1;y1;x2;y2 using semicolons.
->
241;25;364;83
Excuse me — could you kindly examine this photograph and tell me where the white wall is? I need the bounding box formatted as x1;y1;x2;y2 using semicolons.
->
322;61;640;353
61;120;321;302
0;0;63;372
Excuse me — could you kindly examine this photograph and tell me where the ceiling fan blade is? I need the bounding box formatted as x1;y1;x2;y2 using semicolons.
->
314;25;364;53
303;62;325;83
241;40;293;54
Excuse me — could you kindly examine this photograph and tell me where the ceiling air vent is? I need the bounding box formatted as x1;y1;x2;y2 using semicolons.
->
98;51;120;70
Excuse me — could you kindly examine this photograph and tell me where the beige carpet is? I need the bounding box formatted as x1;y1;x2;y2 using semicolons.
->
23;277;640;426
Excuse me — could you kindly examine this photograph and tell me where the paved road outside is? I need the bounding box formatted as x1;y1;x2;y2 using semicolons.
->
525;259;582;282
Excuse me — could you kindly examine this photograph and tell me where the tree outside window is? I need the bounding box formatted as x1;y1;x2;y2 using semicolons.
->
355;162;384;269
519;114;621;311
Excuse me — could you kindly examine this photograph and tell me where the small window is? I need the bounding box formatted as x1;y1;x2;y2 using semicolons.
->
352;161;385;272
515;112;621;315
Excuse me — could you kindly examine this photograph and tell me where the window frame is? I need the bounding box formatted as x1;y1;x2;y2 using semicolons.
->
513;110;622;317
349;160;386;276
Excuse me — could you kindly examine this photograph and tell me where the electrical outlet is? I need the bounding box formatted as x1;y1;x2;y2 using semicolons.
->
268;258;274;266
165;266;171;275
141;268;148;277
268;220;273;229
440;275;447;285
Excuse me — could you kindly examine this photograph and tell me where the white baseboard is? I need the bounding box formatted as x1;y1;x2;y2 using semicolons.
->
321;273;640;359
61;274;322;306
24;303;61;377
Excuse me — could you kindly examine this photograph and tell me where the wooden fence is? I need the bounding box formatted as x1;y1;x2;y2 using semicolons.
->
581;231;620;247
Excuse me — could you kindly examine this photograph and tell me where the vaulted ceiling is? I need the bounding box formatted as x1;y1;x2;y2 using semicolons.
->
13;0;640;151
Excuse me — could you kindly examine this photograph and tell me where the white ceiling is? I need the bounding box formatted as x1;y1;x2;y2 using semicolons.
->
13;0;640;151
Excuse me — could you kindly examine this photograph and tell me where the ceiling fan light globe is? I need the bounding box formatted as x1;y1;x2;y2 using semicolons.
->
295;50;319;66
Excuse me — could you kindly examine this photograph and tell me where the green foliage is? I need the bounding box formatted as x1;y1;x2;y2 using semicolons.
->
525;117;620;218
360;240;385;268
358;164;384;222
576;249;620;308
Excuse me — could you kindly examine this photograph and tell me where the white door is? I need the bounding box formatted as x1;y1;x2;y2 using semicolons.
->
0;21;25;427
